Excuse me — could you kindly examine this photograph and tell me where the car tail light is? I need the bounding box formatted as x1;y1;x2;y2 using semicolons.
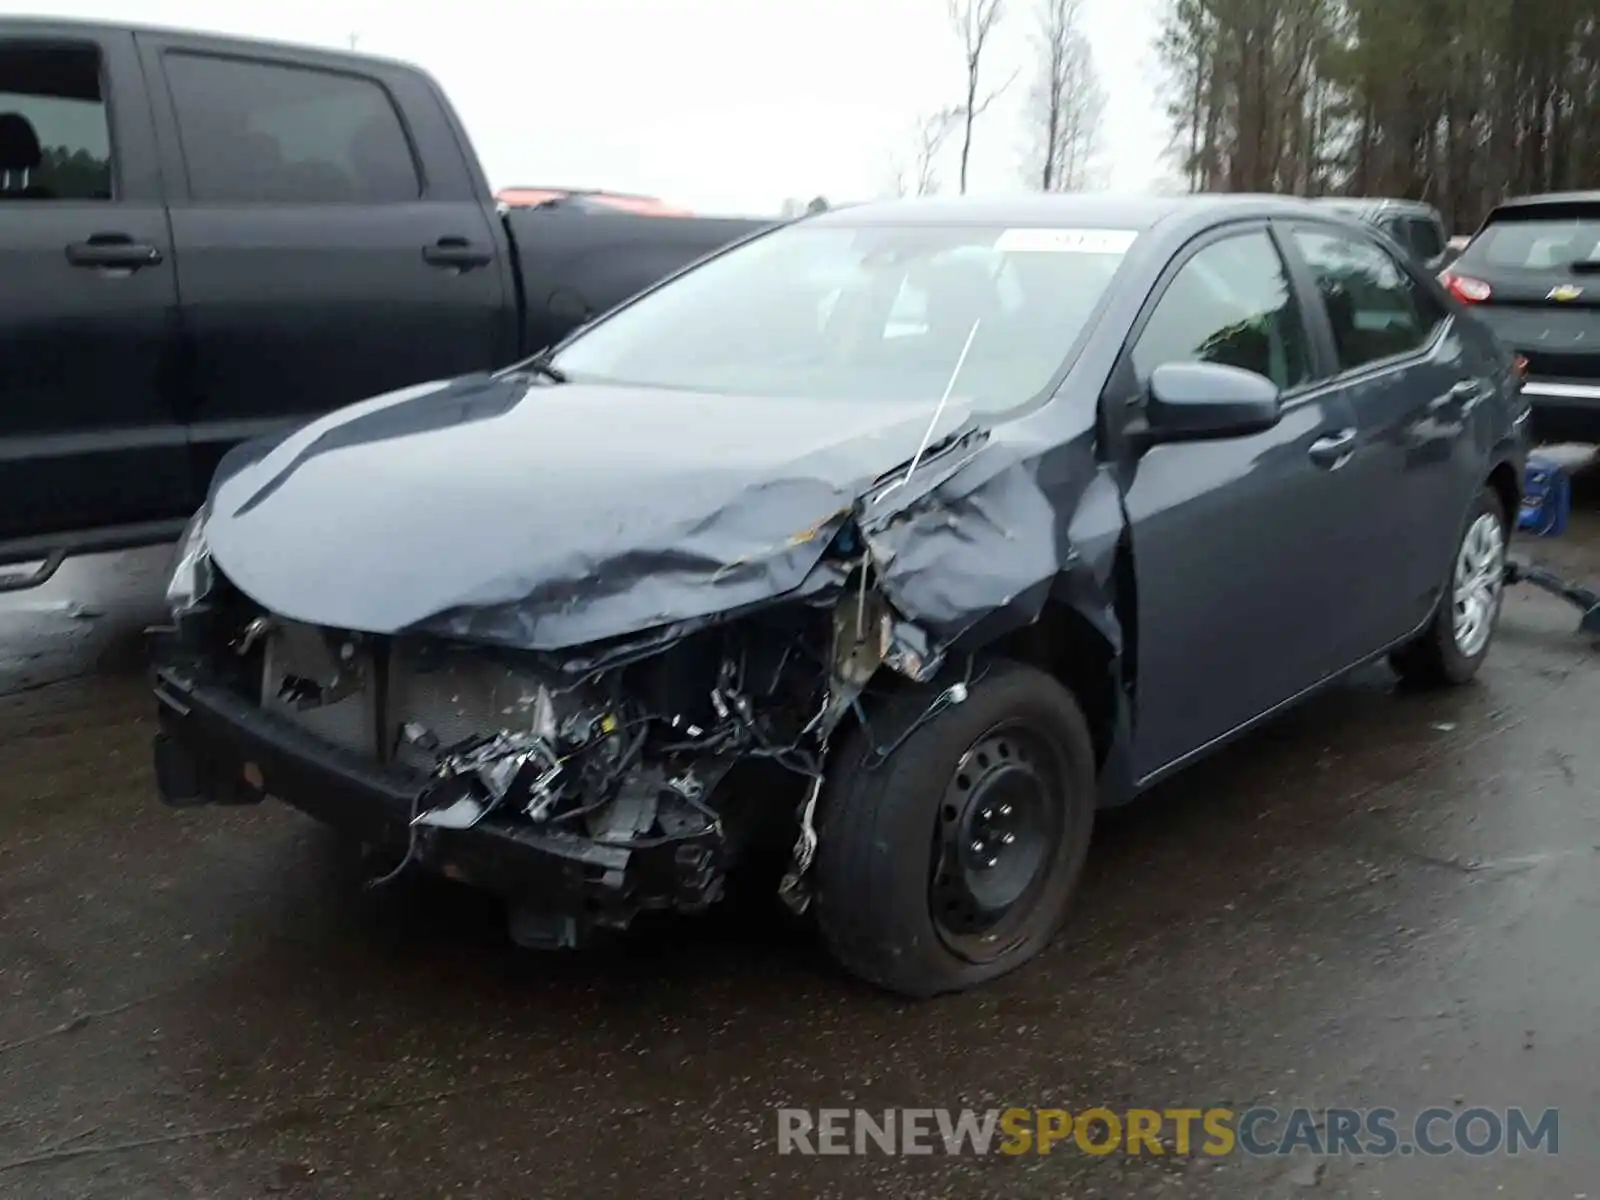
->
1440;270;1491;303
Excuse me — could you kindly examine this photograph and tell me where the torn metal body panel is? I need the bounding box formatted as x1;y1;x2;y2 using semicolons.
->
154;362;1134;922
198;363;1127;679
200;373;979;653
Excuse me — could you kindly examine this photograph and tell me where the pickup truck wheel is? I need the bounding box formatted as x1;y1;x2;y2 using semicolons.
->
1390;485;1508;687
813;660;1095;998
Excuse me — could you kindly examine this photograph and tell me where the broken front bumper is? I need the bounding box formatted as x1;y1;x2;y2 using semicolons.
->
148;634;724;936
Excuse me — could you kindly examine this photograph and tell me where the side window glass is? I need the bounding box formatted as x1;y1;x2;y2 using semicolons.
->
1292;228;1439;372
163;53;419;203
1132;230;1311;390
1409;217;1445;262
0;41;113;200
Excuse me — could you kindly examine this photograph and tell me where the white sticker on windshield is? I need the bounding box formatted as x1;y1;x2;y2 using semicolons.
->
993;227;1138;254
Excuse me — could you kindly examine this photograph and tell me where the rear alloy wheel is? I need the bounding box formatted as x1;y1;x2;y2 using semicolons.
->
1452;509;1507;658
1390;485;1508;687
813;660;1096;998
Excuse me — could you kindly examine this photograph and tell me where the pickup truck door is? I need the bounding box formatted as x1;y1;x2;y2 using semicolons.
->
137;33;515;497
0;28;189;548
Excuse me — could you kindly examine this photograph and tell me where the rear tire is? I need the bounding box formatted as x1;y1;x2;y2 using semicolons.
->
1389;485;1508;687
813;659;1096;998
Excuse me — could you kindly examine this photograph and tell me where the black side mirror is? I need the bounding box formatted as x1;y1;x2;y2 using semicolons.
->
1138;361;1282;447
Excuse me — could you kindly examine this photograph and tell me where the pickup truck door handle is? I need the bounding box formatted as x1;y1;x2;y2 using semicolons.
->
65;234;163;271
1308;427;1357;470
422;238;492;271
1437;378;1485;409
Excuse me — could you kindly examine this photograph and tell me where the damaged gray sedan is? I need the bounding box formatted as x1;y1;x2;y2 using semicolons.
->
150;194;1527;997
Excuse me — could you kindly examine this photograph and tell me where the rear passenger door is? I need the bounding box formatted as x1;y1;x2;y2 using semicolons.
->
137;35;512;498
1281;221;1487;658
0;29;188;545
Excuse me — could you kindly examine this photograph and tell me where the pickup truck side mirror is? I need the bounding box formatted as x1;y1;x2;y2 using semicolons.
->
1138;361;1282;447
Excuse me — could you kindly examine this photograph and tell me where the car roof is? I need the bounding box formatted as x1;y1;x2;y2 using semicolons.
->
805;192;1348;231
1493;190;1600;211
1308;197;1439;218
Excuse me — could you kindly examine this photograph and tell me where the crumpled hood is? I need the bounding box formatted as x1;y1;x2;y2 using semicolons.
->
204;372;976;648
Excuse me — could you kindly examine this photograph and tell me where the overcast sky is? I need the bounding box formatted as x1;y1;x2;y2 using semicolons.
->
27;0;1171;214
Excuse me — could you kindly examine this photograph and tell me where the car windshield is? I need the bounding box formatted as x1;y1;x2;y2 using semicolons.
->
547;222;1136;415
1458;209;1600;271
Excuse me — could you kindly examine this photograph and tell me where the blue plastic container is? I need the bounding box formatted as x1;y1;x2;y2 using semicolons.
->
1518;454;1571;537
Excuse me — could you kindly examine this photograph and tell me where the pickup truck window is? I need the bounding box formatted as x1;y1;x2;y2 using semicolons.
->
162;52;420;203
0;41;113;200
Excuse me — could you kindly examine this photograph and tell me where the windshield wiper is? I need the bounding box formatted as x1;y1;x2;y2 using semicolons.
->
1567;260;1600;274
875;318;982;501
510;355;568;384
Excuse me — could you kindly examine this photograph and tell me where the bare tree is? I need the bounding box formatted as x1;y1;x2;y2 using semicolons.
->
889;107;963;196
948;0;1015;193
1021;0;1106;190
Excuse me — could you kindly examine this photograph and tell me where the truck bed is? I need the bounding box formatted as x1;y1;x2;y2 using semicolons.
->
504;207;773;354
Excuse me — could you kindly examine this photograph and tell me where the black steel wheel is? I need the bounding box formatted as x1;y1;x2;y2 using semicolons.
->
814;659;1097;998
930;722;1072;964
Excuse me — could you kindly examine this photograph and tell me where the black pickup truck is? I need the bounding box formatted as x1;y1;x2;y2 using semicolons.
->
0;18;768;590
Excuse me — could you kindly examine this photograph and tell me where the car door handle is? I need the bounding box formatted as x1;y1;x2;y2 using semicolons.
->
422;238;492;270
1308;428;1357;469
65;235;163;270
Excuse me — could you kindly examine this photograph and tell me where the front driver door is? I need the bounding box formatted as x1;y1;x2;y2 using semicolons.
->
1114;224;1362;781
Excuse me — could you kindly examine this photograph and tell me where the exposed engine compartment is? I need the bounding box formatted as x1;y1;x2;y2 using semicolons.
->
201;538;937;921
403;608;833;848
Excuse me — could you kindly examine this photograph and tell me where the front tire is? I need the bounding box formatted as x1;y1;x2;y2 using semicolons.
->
813;659;1096;998
1389;485;1508;687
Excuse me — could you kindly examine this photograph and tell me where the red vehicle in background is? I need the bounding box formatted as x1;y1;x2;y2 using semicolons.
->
495;186;694;217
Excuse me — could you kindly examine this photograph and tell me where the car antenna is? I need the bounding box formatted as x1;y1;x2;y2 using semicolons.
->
895;318;980;493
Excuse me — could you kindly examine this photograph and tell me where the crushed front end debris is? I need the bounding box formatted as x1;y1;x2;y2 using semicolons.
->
152;505;965;937
377;535;923;914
